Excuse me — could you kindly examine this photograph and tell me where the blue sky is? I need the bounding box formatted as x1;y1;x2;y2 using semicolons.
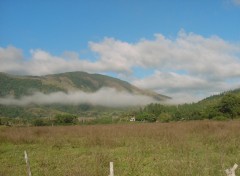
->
1;0;240;54
1;0;240;102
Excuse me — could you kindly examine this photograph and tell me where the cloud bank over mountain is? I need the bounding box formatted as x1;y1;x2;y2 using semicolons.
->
1;31;240;102
0;88;156;107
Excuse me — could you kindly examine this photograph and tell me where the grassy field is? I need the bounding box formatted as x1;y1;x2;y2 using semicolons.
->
0;121;239;176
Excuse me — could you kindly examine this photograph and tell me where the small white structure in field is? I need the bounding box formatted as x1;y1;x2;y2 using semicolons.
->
225;163;238;176
109;162;114;176
24;151;32;176
130;117;135;122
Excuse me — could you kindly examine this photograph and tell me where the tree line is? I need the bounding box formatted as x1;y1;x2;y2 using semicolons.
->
1;92;239;126
134;93;240;122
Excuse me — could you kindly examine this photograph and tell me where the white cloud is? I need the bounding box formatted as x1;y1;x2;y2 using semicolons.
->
133;71;208;91
90;31;240;79
1;32;240;78
0;46;130;75
1;30;240;103
132;71;239;102
89;31;240;102
0;88;156;107
89;38;137;73
0;46;25;74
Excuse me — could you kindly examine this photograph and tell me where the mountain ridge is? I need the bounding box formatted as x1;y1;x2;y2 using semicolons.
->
0;71;170;118
0;71;170;100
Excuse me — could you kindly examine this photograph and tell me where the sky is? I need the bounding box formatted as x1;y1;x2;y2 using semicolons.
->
1;0;240;103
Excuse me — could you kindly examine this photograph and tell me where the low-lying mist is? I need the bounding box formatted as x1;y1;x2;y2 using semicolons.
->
0;87;157;107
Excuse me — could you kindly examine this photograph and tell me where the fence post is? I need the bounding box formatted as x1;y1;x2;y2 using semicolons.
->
225;163;238;176
109;162;114;176
24;151;32;176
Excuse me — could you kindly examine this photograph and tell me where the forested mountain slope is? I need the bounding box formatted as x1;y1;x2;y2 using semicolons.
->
0;71;170;118
0;71;169;100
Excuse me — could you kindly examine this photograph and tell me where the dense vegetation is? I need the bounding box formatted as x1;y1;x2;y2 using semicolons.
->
135;92;240;122
0;73;64;97
1;91;240;126
59;72;134;92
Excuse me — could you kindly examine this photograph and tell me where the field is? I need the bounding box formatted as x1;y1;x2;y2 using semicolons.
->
0;121;240;176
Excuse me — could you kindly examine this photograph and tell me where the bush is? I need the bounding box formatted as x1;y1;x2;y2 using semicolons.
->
158;113;172;122
218;93;240;119
136;112;156;122
54;114;77;124
33;118;47;126
212;115;228;121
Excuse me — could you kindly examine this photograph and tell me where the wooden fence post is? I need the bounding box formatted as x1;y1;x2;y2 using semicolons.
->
24;151;32;176
225;163;238;176
109;162;114;176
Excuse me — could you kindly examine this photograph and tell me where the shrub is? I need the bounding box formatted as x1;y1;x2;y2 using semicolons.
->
33;118;47;126
212;115;228;121
54;114;77;124
136;112;156;122
158;113;172;122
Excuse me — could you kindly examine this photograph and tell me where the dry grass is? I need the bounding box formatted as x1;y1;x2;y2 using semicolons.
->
0;120;240;175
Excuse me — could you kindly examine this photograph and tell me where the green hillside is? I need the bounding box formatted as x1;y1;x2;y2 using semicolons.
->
0;71;169;100
198;88;240;107
0;71;170;119
134;89;240;122
0;72;64;98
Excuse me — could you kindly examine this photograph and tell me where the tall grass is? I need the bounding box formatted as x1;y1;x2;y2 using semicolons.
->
0;120;239;175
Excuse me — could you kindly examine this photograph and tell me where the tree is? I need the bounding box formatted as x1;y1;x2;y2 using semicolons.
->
218;93;240;119
136;112;156;122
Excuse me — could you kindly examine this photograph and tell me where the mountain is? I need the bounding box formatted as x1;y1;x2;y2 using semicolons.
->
0;71;170;118
0;71;169;100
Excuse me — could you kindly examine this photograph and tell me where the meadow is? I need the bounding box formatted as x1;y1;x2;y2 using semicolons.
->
0;120;239;176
